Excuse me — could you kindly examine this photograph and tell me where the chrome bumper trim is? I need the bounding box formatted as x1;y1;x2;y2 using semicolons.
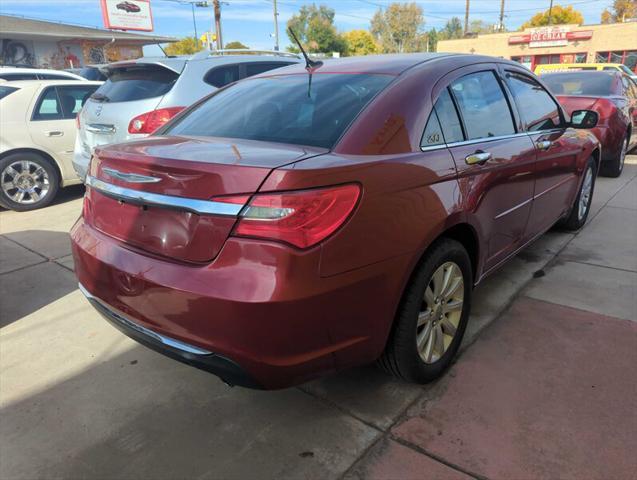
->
78;283;212;355
85;176;243;216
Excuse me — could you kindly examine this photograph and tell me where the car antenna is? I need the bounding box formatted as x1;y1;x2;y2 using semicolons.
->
288;28;323;71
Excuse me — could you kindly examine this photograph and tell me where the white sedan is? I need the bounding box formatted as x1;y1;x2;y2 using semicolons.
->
0;80;101;211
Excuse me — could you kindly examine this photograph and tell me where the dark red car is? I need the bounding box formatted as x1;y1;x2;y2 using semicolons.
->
71;54;600;389
543;71;637;177
116;1;141;13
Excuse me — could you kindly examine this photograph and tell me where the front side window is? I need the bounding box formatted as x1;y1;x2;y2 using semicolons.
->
33;87;62;120
166;73;392;149
56;85;99;119
506;72;562;131
450;71;515;139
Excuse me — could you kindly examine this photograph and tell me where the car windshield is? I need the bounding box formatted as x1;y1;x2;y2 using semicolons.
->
164;73;393;149
542;72;615;96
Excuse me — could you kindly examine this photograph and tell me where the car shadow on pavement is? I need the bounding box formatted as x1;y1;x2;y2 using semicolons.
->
0;230;78;328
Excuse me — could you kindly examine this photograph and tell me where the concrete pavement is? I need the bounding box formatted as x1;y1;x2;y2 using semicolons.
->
1;159;636;479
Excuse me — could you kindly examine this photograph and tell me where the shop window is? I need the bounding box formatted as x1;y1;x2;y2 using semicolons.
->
595;51;637;72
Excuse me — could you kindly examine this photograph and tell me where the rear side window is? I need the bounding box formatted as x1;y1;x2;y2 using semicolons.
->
245;62;294;77
79;67;107;81
0;86;18;100
506;72;563;131
33;87;62;120
0;73;38;81
39;74;78;80
450;71;515;139
166;73;392;149
421;89;464;147
57;85;100;118
204;65;240;88
92;65;178;102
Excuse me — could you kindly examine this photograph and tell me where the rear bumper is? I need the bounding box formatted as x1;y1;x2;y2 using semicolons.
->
72;139;90;182
71;217;409;389
78;283;262;388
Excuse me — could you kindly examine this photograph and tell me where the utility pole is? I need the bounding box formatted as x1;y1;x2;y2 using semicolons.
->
464;0;470;35
273;0;280;51
213;0;223;50
548;0;554;26
499;0;505;32
191;3;198;43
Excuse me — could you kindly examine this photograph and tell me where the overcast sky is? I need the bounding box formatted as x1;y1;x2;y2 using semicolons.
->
0;0;613;54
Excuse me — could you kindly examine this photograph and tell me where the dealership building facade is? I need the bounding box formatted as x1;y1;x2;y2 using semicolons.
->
437;22;637;73
0;15;174;69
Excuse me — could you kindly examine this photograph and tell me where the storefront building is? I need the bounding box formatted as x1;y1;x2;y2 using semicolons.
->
0;15;175;69
437;22;637;73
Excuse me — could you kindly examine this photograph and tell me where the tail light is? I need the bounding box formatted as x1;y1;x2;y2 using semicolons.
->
128;107;185;134
215;184;361;249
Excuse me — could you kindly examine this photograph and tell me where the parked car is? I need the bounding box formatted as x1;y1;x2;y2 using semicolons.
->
67;65;108;81
72;54;600;389
535;62;637;82
542;71;636;177
73;51;302;181
0;80;101;211
116;1;141;13
0;66;84;81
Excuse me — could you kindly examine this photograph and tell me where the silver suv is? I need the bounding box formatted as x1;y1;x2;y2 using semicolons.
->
73;50;301;180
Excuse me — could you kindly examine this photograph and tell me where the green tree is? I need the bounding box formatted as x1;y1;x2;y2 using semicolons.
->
425;27;438;52
468;20;499;34
164;37;204;56
520;5;584;29
601;0;637;22
342;30;380;56
370;2;426;53
286;4;346;54
438;17;463;40
225;41;249;50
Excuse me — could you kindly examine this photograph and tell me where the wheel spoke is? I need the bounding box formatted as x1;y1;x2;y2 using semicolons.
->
434;324;444;357
30;190;41;202
443;275;462;298
424;285;435;306
444;299;463;313
20;161;31;173
12;190;25;202
417;309;432;327
440;317;457;337
4;166;19;179
432;267;444;297
2;181;15;191
423;326;435;362
417;322;433;352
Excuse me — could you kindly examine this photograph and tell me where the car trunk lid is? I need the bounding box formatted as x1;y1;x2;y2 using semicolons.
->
85;136;326;263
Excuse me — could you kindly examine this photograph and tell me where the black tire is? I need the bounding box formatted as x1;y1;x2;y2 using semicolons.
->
600;132;627;178
558;156;596;231
378;238;472;383
0;152;59;212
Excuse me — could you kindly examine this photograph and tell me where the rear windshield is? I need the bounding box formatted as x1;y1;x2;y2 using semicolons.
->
79;67;107;81
542;72;614;96
0;86;18;99
165;73;392;149
91;65;178;102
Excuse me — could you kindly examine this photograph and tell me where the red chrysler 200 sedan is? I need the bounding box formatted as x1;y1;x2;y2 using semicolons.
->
71;54;600;389
542;70;637;178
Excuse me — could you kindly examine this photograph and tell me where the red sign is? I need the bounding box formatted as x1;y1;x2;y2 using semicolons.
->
509;28;593;46
101;0;154;32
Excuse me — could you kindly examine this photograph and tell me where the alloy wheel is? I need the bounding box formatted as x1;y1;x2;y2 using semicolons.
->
1;160;50;205
578;166;593;221
417;261;464;364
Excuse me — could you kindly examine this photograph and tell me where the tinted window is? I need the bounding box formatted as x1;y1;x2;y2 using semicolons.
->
450;71;515;139
92;65;178;102
33;88;62;120
57;85;99;119
541;72;614;96
506;72;562;131
166;74;392;149
434;89;464;143
204;65;240;88
245;62;294;77
421;111;444;147
39;73;77;80
0;73;38;81
0;86;18;100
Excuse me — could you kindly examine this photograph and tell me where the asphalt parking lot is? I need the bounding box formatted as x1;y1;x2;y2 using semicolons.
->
1;158;636;479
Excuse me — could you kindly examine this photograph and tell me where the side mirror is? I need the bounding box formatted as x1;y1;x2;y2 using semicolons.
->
570;110;598;129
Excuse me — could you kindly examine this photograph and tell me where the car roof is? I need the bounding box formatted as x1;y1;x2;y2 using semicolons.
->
6;79;103;87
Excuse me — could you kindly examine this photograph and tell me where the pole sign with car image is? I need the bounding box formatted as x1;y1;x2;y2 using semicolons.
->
101;0;154;32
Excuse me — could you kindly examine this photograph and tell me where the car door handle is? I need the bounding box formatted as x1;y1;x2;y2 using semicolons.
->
45;130;64;137
536;140;552;151
465;151;492;165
